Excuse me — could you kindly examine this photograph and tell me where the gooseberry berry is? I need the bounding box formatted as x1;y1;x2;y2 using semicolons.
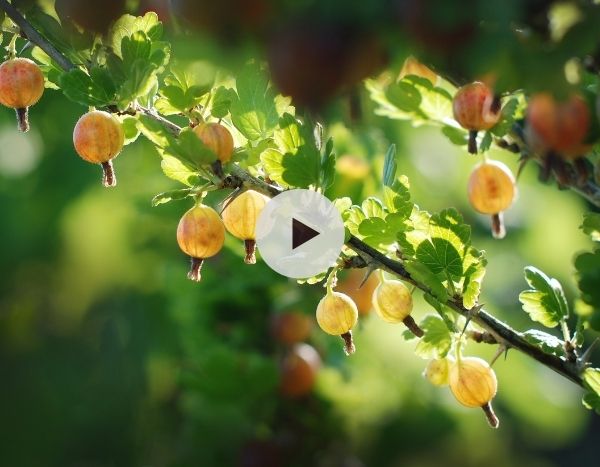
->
335;269;380;316
467;160;516;239
525;92;591;159
193;122;234;163
222;189;269;264
73;110;124;187
372;276;424;337
453;82;502;154
423;357;452;387
176;204;225;282
316;290;358;355
449;356;499;428
0;58;45;132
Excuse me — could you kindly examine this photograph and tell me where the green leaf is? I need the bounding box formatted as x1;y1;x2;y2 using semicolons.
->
108;12;163;58
582;391;600;414
137;114;176;148
367;73;455;126
441;125;467;146
152;188;193;206
423;293;457;332
519;266;570;328
462;251;487;310
521;330;566;358
160;155;201;187
404;260;448;303
115;59;161;108
479;131;493;152
416;238;463;277
260;114;321;188
320;138;336;190
490;97;520;136
209;86;236;119
575;249;600;331
384;176;412;216
120;116;140;145
382;144;397;187
275;113;303;153
59;68;115;107
583;368;600;395
333;197;352;215
121;31;152;64
413;315;452;359
167;128;217;168
581;213;600;242
230;63;280;141
261;147;320;188
31;47;63;89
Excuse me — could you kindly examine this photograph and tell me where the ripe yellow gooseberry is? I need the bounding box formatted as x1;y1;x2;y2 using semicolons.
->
222;189;270;264
449;356;499;428
0;58;45;132
177;204;225;282
193;122;234;163
467;160;516;239
316;290;359;355
453;82;502;154
73;110;125;187
423;357;453;387
372;276;423;337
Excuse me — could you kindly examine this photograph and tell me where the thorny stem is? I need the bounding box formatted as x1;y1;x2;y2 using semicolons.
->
3;1;589;388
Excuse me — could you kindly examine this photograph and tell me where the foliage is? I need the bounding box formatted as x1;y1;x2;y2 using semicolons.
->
1;0;600;465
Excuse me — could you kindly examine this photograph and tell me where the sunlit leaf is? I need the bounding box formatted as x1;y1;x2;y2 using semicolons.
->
519;266;569;328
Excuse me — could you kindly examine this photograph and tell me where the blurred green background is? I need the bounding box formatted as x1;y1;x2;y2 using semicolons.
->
1;1;600;467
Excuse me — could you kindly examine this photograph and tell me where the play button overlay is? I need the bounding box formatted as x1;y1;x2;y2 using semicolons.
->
292;218;320;249
256;189;345;279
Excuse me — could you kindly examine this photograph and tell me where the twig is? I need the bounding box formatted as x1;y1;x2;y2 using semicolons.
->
0;0;75;71
2;0;586;388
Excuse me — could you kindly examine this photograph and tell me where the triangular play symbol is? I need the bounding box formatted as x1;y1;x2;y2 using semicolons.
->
292;218;320;249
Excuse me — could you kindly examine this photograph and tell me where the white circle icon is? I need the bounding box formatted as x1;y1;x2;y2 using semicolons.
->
255;189;345;279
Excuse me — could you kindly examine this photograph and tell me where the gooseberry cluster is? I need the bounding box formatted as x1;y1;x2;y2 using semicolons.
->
424;353;499;428
176;186;267;281
315;270;422;354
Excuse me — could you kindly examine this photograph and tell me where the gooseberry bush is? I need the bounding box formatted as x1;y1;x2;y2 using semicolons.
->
1;0;600;432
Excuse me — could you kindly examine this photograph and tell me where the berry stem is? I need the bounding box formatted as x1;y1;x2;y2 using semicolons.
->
468;130;478;154
341;331;355;356
15;107;29;132
187;257;204;282
101;161;117;187
490;213;505;240
403;316;424;338
244;239;257;264
481;402;500;429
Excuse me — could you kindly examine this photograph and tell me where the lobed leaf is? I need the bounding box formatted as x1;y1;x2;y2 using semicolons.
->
519;266;570;328
412;315;452;359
